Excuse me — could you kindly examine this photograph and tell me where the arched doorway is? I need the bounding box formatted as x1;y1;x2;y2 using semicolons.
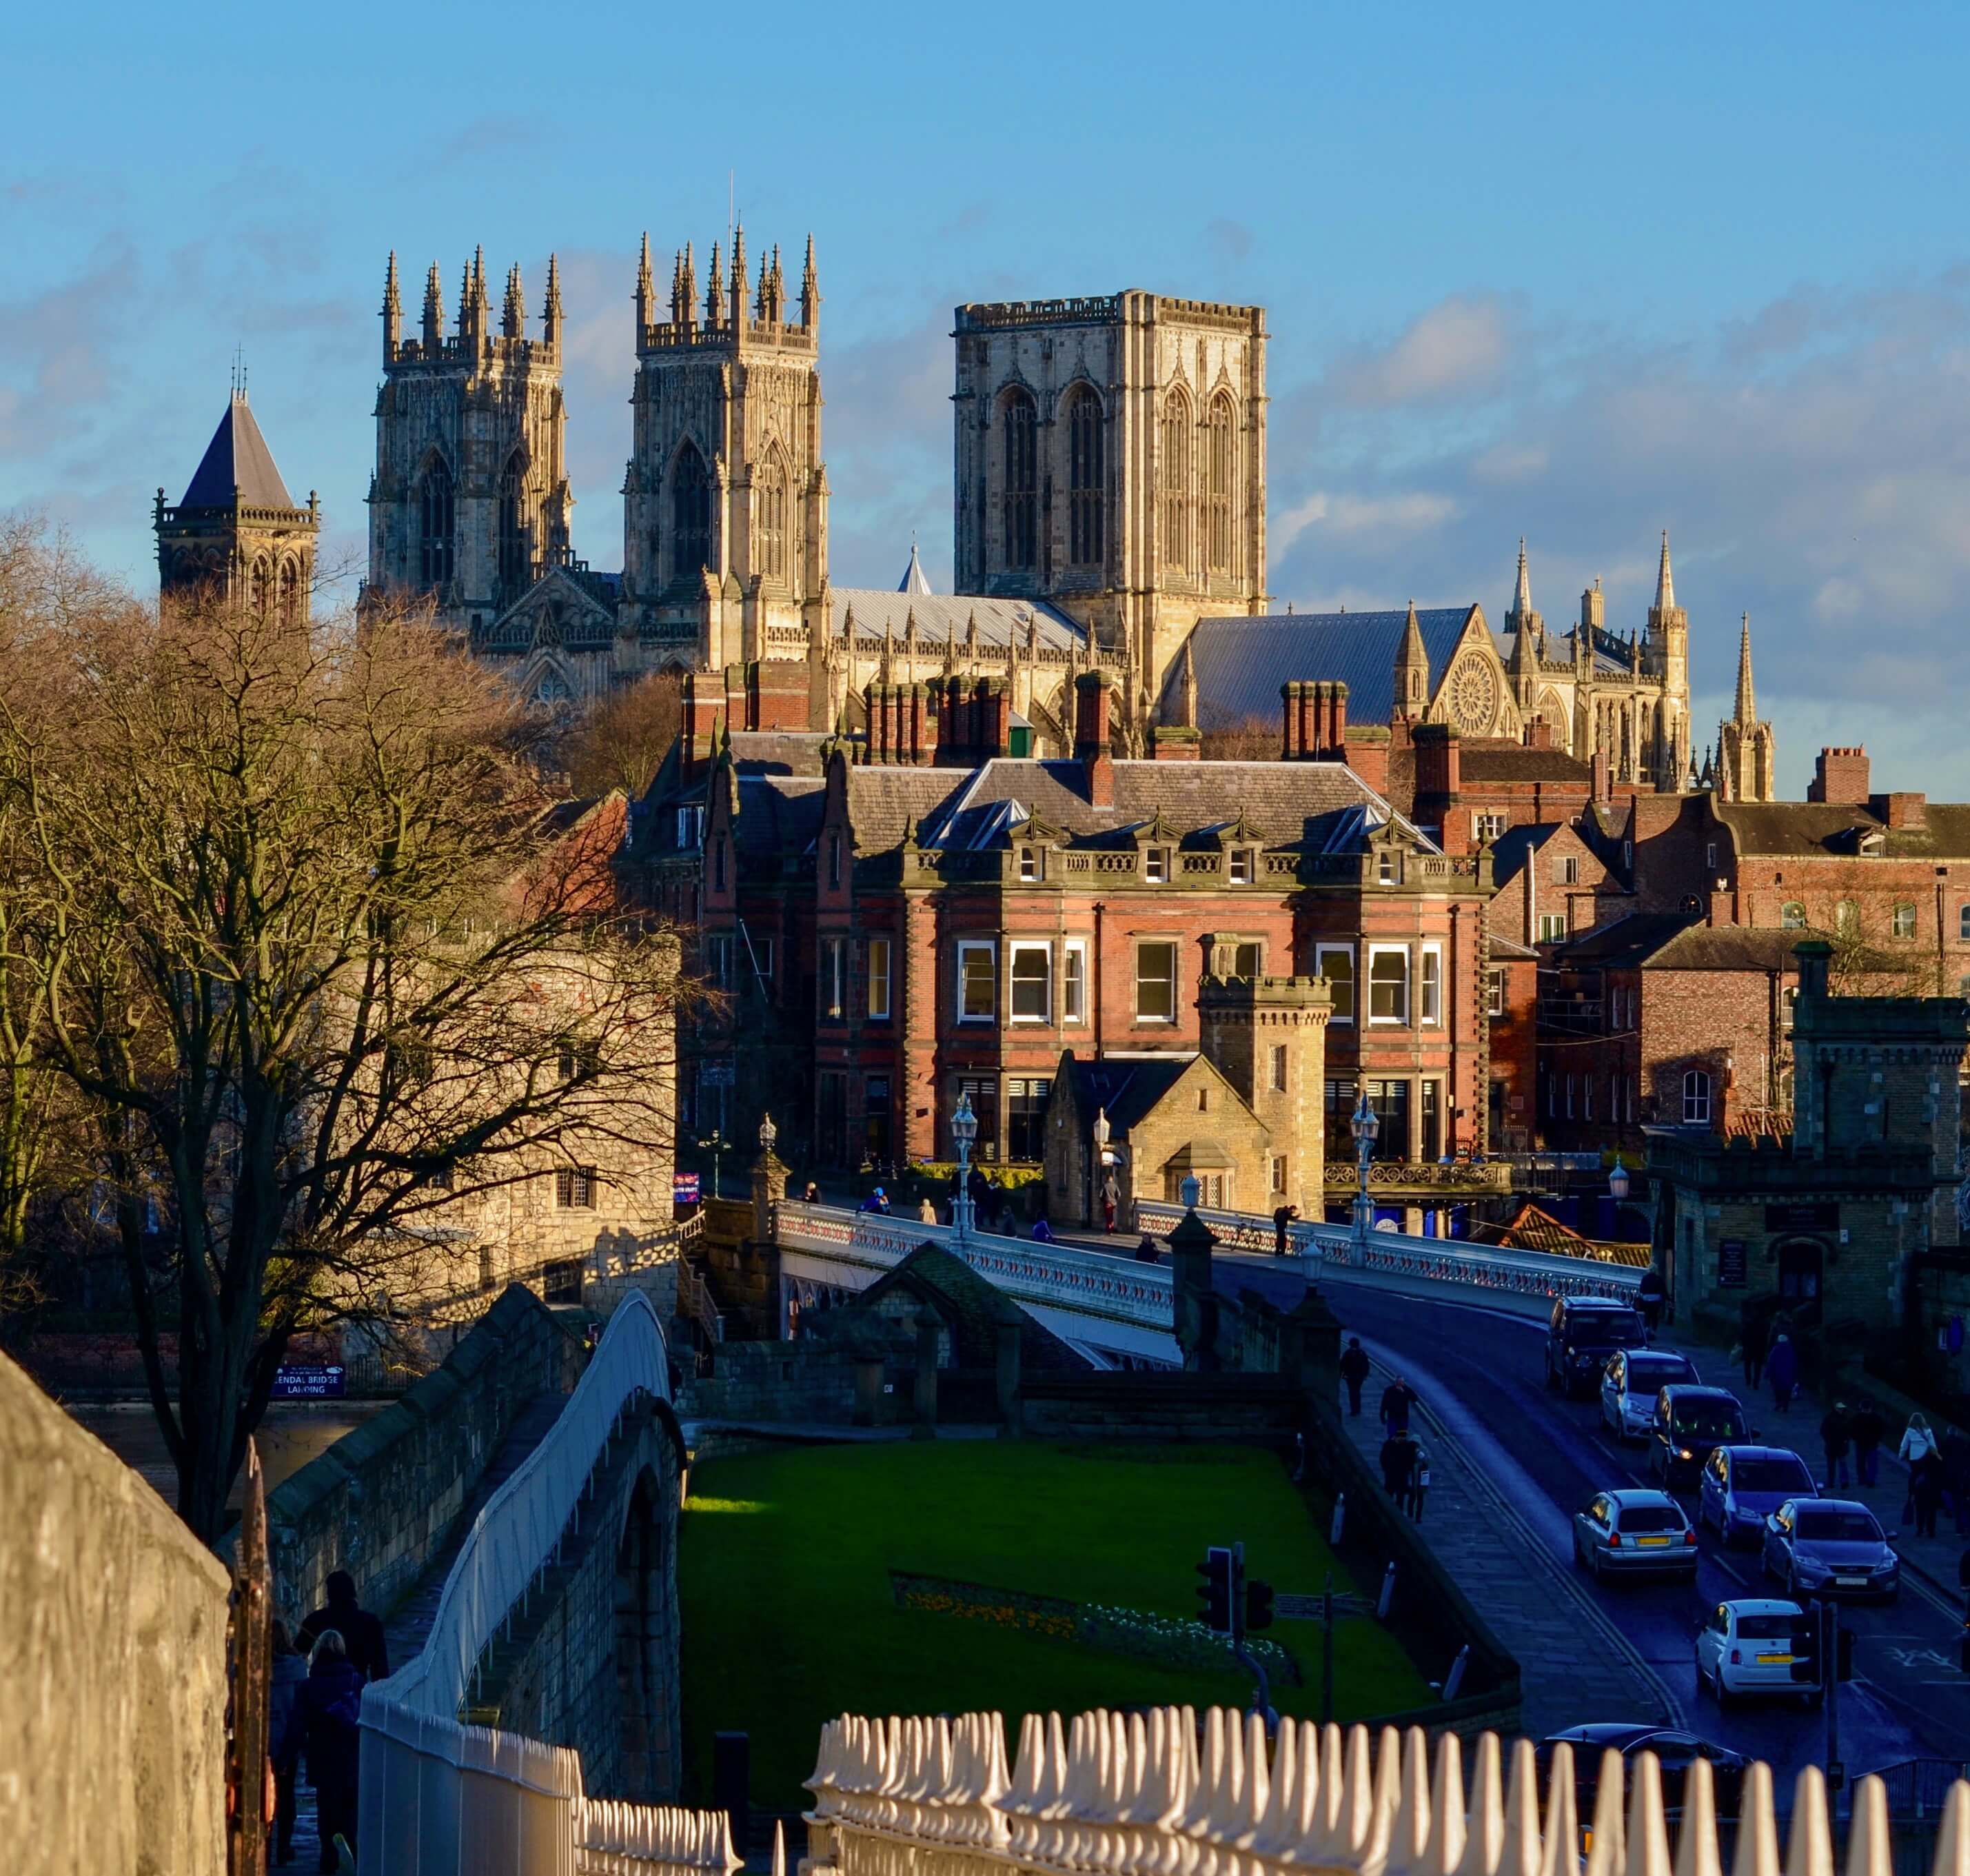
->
614;1465;678;1800
1776;1238;1825;1308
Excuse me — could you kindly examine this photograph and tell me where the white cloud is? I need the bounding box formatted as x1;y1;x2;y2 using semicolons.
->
1275;490;1459;552
1332;296;1511;408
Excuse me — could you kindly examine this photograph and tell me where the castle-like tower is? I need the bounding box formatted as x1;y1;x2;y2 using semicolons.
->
951;292;1267;713
366;250;571;636
155;387;318;618
619;229;827;671
1716;614;1777;803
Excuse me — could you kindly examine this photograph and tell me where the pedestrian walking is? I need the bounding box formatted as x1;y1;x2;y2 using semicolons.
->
1819;1402;1853;1491
1101;1172;1121;1234
1636;1264;1665;1340
1913;1448;1948;1540
1339;1336;1371;1418
300;1631;365;1873
1379;1376;1417;1435
917;1196;938;1224
1379;1431;1416;1502
1900;1411;1941;1465
1851;1403;1887;1488
1740;1304;1769;1389
269;1619;306;1867
1767;1333;1798;1413
1403;1432;1432;1522
296;1571;389;1685
1272;1202;1299;1256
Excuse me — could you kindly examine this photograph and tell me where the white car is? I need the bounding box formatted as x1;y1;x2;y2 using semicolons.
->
1694;1599;1820;1706
1599;1348;1700;1441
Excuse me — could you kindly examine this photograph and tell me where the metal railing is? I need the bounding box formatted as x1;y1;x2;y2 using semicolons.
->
804;1706;1969;1876
359;1291;736;1875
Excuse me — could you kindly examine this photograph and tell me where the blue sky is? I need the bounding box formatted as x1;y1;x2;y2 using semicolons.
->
7;1;1970;791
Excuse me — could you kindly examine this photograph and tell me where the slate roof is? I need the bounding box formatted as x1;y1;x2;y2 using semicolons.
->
725;731;833;777
857;1243;1093;1371
1162;607;1486;730
1064;1053;1196;1135
1641;926;1829;972
894;757;1410;856
1485;823;1560;886
829;589;1087;652
1716;801;1970;860
1549;912;1703;970
844;767;969;853
733;776;826;857
1460;743;1594;785
179;394;298;510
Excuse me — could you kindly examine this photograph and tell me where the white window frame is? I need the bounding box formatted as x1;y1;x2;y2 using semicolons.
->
1367;944;1410;1026
1063;940;1088;1024
1377;850;1397;885
1315;942;1356;1025
1558;854;1579;885
1420;944;1443;1027
1473;812;1506;843
957;940;996;1025
1229;847;1254;885
705;932;733;991
867;936;892;1021
1009;942;1052;1023
1135;940;1179;1023
1893;902;1917;940
1144;845;1170;884
1019;846;1039;882
1485;967;1505;1018
1538;911;1568;943
1682;1069;1712;1127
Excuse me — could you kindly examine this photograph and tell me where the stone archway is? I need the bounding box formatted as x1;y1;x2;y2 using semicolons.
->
613;1464;679;1799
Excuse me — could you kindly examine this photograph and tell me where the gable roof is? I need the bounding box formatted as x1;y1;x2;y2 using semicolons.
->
857;1243;1092;1371
1549;911;1703;969
180;394;298;510
1458;743;1594;785
733;775;827;858
1064;1054;1196;1135
1715;800;1970;861
1162;606;1487;730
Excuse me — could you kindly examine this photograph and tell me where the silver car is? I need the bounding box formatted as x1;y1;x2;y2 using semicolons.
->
1761;1499;1899;1602
1573;1487;1699;1580
1600;1349;1700;1441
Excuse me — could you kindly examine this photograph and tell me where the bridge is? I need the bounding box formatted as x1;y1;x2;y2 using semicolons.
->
774;1196;1643;1365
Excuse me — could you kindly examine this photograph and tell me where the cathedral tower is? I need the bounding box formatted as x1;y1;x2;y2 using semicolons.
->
366;250;571;636
1716;613;1777;803
619;229;828;670
155;384;318;618
951;291;1267;713
1644;531;1692;789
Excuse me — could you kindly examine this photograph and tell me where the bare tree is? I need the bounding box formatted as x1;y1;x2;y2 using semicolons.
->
1199;716;1280;762
0;584;682;1539
556;669;684;800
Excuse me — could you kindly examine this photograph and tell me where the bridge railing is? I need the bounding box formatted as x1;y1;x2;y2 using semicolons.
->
360;1290;739;1875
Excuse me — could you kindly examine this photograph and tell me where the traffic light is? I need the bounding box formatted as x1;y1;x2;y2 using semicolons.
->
1837;1624;1857;1683
1195;1546;1233;1633
1246;1578;1276;1632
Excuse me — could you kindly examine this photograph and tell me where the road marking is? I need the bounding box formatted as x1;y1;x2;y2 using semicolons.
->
1713;1557;1750;1586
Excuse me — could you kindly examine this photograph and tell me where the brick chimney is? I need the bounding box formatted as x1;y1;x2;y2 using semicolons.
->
1075;671;1114;806
1873;791;1927;829
1590;746;1611;805
1413;723;1461;802
1808;745;1869;805
1322;681;1349;758
1281;680;1349;760
682;669;724;779
905;683;931;766
1523;716;1554;751
978;677;1011;759
1343;724;1390;795
751;659;811;731
1152;725;1201;760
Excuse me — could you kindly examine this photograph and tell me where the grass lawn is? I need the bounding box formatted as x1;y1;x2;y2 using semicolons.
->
679;1439;1430;1809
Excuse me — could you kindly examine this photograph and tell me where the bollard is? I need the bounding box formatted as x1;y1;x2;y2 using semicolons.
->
1377;1562;1396;1620
1442;1644;1470;1702
1330;1494;1346;1546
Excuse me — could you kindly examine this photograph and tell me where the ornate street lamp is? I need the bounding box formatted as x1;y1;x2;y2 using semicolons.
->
759;1111;778;1157
1608;1153;1630;1202
1180;1173;1202;1210
1092;1106;1111;1226
951;1093;979;1244
1350;1090;1379;1246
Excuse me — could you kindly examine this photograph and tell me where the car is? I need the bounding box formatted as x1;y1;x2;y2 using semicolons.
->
1761;1498;1900;1602
1572;1487;1700;1580
1600;1349;1700;1441
1647;1385;1750;1489
1694;1599;1821;1708
1547;1296;1647;1398
1697;1446;1818;1546
1535;1726;1749;1819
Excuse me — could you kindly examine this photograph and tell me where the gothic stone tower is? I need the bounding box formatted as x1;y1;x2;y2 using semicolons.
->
1716;612;1777;803
155;388;318;618
367;250;571;637
951;292;1266;717
619;229;827;672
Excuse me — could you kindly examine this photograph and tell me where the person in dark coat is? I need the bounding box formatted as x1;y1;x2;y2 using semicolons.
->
296;1571;389;1685
1913;1447;1949;1540
1379;1432;1416;1501
1379;1377;1417;1435
268;1619;307;1866
1636;1266;1665;1340
1766;1333;1798;1413
1400;1431;1431;1522
1339;1337;1372;1417
1272;1203;1299;1256
1740;1304;1769;1389
1819;1403;1852;1490
1851;1404;1887;1488
300;1631;365;1873
1133;1234;1160;1263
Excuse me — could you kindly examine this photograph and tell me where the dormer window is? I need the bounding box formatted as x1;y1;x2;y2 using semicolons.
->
1145;846;1170;883
1019;847;1039;881
1377;850;1397;885
1229;848;1254;885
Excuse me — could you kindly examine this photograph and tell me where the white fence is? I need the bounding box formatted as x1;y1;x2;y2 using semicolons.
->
358;1290;738;1875
804;1705;1967;1876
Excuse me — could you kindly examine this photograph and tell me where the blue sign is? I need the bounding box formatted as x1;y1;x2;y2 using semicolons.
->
673;1171;702;1204
272;1364;345;1400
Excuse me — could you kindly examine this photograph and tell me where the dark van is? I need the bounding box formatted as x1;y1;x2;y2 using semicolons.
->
1651;1385;1751;1488
1545;1295;1647;1398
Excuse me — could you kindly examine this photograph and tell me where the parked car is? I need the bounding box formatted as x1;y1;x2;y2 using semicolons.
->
1572;1488;1699;1581
1600;1349;1701;1441
1694;1599;1821;1707
1761;1499;1900;1602
1696;1446;1818;1546
1648;1386;1750;1489
1536;1726;1749;1819
1546;1297;1647;1398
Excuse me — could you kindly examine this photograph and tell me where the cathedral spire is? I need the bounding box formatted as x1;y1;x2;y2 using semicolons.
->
636;232;654;334
1734;612;1756;724
678;243;695;326
382;252;402;360
1512;535;1532;621
1654;529;1675;612
800;233;820;330
502;262;525;339
542;254;562;349
1394;599;1430;720
422;261;444;351
706;240;725;326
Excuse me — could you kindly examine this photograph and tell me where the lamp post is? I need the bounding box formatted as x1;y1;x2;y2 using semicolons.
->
698;1129;727;1201
1350;1090;1379;1247
1608;1153;1630;1202
951;1093;979;1244
759;1111;778;1158
1092;1106;1112;1228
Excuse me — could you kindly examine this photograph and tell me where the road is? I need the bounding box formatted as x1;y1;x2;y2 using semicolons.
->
1301;1271;1970;1777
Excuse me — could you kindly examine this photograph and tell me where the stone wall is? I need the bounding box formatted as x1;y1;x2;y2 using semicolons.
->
699;1235;780;1338
256;1283;585;1626
679;1323;915;1425
0;1349;230;1876
1015;1371;1306;1442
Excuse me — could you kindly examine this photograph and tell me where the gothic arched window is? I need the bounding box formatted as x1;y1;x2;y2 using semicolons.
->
418;458;454;588
1002;390;1037;573
1206;394;1236;574
671;442;713;585
249;554;271;616
1680;1068;1712;1127
1161;391;1190;570
497;451;530;603
759;455;789;582
276;556;301;624
1065;385;1104;567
